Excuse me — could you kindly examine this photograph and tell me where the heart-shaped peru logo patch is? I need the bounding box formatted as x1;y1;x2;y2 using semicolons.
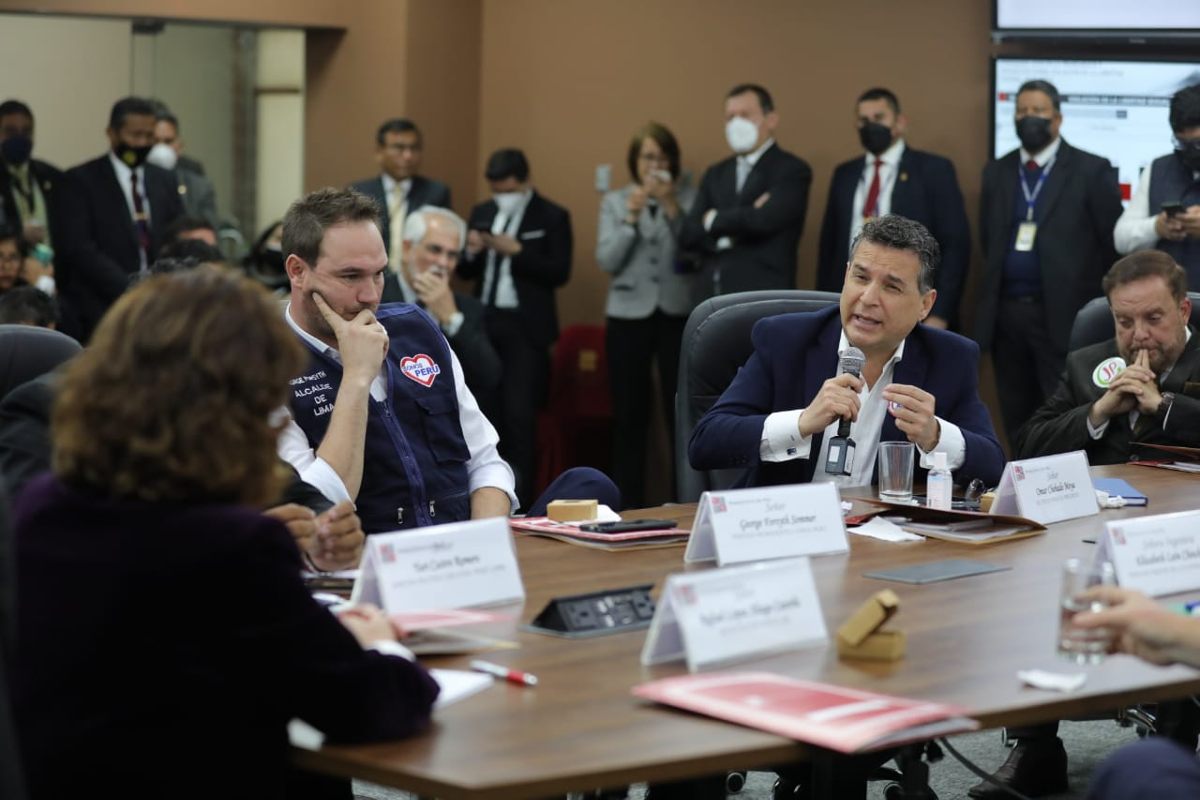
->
400;353;441;387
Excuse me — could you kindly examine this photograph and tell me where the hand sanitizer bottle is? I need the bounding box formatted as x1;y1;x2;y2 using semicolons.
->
926;451;953;510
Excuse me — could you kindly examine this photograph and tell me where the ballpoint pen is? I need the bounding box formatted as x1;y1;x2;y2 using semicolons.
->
470;659;538;686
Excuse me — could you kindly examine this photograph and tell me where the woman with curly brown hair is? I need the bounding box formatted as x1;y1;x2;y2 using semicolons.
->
11;266;438;799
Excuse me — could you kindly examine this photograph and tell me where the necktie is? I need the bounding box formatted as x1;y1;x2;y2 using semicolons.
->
1026;159;1039;172
130;170;151;269
388;183;407;274
735;157;750;194
862;158;883;219
483;211;509;307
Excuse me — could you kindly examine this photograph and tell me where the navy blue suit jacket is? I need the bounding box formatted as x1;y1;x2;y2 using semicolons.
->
689;306;1004;488
817;147;970;327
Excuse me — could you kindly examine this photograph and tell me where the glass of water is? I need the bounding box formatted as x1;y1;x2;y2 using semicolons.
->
1057;558;1117;664
877;441;915;502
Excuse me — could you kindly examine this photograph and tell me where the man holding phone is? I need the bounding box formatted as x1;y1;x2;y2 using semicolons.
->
1115;83;1200;285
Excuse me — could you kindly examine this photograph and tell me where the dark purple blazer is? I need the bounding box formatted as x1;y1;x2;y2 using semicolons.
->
12;474;439;798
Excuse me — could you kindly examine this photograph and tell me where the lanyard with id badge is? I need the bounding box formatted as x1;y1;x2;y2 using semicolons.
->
1015;159;1055;251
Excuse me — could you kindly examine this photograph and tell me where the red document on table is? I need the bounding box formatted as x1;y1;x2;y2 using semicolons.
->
634;671;978;753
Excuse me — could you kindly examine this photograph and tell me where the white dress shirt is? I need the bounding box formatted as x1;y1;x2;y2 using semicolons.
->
276;304;518;509
479;189;531;310
757;331;967;488
107;151;151;271
848;138;906;251
1020;135;1061;171
1114;163;1200;254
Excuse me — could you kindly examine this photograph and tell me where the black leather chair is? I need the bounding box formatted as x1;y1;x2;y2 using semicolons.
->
0;487;26;800
1068;292;1200;351
674;290;841;503
0;325;80;401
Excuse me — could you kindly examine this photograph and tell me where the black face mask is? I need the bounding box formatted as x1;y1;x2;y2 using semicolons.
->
1176;139;1200;172
858;121;893;156
1016;116;1053;154
0;135;32;165
114;142;152;169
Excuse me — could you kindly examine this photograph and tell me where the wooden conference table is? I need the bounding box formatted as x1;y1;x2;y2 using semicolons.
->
293;464;1200;799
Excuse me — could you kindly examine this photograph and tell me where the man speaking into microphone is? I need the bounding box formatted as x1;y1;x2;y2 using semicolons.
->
689;214;1004;490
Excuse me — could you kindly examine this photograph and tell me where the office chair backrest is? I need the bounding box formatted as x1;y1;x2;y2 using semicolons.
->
1068;292;1200;352
675;290;841;502
0;325;80;401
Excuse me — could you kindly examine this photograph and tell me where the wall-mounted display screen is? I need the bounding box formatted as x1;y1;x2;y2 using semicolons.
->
995;0;1200;32
993;58;1200;202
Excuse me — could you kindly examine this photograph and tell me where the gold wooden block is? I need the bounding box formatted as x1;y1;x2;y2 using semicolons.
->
836;589;900;647
546;499;598;522
836;629;907;661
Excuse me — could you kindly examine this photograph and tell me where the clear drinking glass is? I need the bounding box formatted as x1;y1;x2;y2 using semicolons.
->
877;441;915;502
1057;558;1117;664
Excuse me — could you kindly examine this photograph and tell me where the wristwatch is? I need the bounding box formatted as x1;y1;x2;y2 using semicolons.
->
1156;391;1176;421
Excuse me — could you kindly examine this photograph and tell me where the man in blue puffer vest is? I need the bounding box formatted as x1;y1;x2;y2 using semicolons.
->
275;187;617;534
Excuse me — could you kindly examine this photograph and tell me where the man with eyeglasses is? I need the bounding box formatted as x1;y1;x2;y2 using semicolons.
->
349;118;451;301
1115;83;1200;287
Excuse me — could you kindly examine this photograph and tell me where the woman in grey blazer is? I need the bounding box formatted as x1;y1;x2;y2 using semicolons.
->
596;122;701;506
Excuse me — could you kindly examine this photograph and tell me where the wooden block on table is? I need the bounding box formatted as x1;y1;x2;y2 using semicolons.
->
836;589;900;647
547;499;598;522
836;629;907;661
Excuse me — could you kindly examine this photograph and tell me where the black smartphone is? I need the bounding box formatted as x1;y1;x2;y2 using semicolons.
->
578;519;679;534
1162;200;1185;217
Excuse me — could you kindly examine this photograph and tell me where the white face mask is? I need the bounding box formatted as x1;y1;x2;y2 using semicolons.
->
493;191;523;217
146;142;178;171
725;116;760;154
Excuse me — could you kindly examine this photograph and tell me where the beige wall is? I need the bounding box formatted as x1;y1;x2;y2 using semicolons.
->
477;0;992;327
0;14;131;168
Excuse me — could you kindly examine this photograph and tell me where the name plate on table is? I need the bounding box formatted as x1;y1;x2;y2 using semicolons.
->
352;518;525;611
641;558;828;672
684;484;848;566
1098;510;1200;596
990;451;1098;525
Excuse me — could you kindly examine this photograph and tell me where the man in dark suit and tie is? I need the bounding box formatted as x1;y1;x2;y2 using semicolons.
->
690;214;1004;491
680;83;812;294
0;100;65;264
1017;250;1200;464
817;88;970;330
348;118;451;303
56;97;184;341
975;79;1123;448
459;148;572;504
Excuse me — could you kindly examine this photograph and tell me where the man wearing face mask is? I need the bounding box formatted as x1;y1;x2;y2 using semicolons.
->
975;79;1123;449
680;83;811;294
817;88;970;330
0;100;65;255
56;96;185;342
460;148;572;505
1115;84;1200;285
148;110;219;229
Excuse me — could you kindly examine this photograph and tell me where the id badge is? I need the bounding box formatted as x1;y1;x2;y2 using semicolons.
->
1015;221;1037;252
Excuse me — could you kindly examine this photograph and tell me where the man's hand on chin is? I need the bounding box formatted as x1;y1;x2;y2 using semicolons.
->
882;383;940;452
313;293;388;381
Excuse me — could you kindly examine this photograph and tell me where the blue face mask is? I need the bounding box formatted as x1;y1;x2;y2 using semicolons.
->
0;134;32;165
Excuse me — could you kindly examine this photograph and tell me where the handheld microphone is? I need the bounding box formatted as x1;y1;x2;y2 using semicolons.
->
824;347;865;476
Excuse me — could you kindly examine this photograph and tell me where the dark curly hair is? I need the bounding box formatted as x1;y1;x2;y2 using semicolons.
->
52;266;305;506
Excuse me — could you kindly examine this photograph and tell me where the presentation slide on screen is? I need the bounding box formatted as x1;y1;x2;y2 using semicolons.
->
994;59;1200;202
997;0;1200;29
